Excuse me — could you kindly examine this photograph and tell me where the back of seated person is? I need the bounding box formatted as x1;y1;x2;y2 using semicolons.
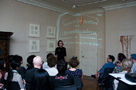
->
25;56;43;90
13;55;26;83
50;60;74;87
114;59;133;90
30;69;53;90
42;53;53;69
26;55;36;71
45;55;58;76
4;60;24;89
66;56;83;89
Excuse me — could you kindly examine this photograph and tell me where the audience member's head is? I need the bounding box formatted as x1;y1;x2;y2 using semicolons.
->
118;53;126;63
30;69;51;90
58;40;64;47
0;58;6;70
8;55;14;63
122;59;133;73
57;60;67;74
13;55;23;64
69;56;79;68
33;56;42;69
7;60;21;82
27;55;36;65
47;55;57;68
107;55;115;62
130;54;136;63
46;53;53;59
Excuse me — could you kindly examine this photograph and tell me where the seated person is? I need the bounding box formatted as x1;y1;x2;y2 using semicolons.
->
25;56;42;90
113;53;126;73
130;54;136;73
66;56;83;89
0;58;6;89
50;60;74;87
113;59;133;90
45;55;58;76
13;55;26;83
26;55;36;70
4;60;24;89
30;69;53;90
42;53;54;69
92;55;115;79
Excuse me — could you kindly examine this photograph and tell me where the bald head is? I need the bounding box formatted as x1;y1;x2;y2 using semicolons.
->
33;56;42;67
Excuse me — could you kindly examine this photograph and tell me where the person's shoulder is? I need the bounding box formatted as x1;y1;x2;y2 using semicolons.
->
63;47;66;49
77;69;82;72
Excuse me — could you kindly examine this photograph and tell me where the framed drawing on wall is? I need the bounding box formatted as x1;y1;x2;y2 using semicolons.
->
29;39;40;52
47;40;56;51
29;24;40;37
47;26;56;38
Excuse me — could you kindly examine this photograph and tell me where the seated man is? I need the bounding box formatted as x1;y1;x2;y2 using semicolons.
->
25;56;42;90
92;55;115;79
45;55;58;76
130;54;136;73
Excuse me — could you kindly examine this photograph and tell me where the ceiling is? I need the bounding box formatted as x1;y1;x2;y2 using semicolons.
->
17;0;136;13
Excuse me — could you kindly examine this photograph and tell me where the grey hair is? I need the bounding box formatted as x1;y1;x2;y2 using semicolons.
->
122;59;133;73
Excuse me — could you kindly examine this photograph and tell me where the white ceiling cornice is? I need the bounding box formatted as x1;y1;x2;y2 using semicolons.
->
16;0;73;13
102;1;136;11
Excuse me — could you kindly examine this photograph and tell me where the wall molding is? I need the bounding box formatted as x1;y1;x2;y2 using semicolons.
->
102;1;136;11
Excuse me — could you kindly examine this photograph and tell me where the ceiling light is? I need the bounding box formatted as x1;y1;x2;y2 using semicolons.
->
72;5;76;8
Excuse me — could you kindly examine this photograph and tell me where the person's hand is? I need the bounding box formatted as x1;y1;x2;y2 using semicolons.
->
23;79;26;84
0;83;4;89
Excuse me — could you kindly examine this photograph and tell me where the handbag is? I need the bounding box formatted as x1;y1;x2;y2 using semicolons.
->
125;73;136;82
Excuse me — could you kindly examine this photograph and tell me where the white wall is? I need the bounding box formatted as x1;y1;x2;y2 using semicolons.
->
0;0;59;67
105;6;136;61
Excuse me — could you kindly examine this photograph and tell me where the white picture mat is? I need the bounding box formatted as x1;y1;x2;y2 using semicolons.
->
29;39;40;52
29;24;40;37
47;40;56;51
47;26;56;38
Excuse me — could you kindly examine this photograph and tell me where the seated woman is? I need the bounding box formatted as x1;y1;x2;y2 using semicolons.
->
113;53;126;73
50;60;74;87
30;69;52;90
0;58;6;89
4;60;24;90
66;57;83;89
113;59;133;90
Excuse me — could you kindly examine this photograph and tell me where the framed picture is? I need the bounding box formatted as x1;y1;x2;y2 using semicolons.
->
29;39;40;52
29;24;40;37
47;40;56;51
47;26;56;38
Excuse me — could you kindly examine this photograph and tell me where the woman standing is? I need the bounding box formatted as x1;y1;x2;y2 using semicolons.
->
55;40;66;62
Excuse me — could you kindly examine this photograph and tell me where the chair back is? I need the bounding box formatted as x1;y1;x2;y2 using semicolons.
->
4;80;20;90
55;85;77;90
102;68;114;79
73;77;83;90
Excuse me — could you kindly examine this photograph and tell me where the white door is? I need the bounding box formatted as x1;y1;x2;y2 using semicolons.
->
79;33;98;76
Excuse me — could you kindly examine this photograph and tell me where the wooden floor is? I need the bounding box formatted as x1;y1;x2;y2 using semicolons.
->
82;76;100;90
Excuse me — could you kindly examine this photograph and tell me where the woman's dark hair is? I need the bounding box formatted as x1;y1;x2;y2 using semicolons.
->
46;53;53;59
108;55;115;62
0;58;5;70
69;57;79;68
57;60;67;74
118;53;126;62
27;55;36;65
57;40;64;46
47;55;57;67
7;60;21;82
30;69;52;90
13;55;23;62
8;55;14;63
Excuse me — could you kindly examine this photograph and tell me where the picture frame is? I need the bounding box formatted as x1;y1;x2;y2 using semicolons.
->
47;26;56;38
29;24;40;37
29;39;40;52
47;40;56;51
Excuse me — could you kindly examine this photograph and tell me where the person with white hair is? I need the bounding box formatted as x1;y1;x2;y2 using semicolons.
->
25;56;43;90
